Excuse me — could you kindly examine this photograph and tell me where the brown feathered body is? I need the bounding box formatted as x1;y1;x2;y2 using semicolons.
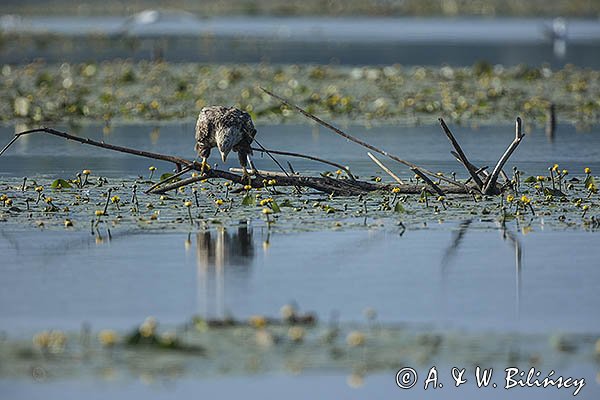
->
195;106;256;169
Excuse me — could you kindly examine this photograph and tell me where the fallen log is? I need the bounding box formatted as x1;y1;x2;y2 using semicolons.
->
0;121;511;197
0;126;474;196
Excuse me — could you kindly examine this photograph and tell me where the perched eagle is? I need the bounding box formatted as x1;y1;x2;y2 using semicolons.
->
195;106;257;176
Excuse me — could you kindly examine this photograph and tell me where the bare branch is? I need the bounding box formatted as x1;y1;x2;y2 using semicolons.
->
411;168;445;196
483;117;526;195
1;126;474;197
151;168;385;196
439;118;484;191
251;146;355;180
464;166;489;185
1;127;193;167
152;168;468;196
367;152;405;184
260;87;466;190
144;166;193;194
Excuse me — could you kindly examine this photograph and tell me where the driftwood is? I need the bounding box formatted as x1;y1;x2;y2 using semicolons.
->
1;105;526;197
151;168;385;196
0;127;371;195
259;87;467;196
0;126;465;196
260;87;525;196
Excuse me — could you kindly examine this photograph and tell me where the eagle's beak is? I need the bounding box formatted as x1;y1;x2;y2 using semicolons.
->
219;150;228;163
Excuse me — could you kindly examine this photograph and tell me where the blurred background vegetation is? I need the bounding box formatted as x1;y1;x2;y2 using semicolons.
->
3;0;600;17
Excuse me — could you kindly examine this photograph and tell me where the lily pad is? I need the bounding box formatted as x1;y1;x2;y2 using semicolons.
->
51;179;72;189
241;193;256;206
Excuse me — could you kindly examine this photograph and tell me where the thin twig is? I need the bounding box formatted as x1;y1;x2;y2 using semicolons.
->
0;135;20;157
144;166;192;194
483;117;525;195
450;151;509;184
367;152;405;184
439;118;484;191
260;87;465;190
230;168;298;177
464;166;489;185
252;146;355;180
252;137;302;193
411;168;445;196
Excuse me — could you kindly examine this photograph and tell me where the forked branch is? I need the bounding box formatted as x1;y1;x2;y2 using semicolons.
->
260;86;466;195
483;117;525;195
439;118;484;191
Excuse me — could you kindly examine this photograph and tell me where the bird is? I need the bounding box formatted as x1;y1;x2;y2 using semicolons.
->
194;106;257;179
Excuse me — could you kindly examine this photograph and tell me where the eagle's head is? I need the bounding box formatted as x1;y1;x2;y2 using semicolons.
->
215;125;239;163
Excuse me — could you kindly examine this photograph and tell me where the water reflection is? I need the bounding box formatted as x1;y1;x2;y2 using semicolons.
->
194;223;255;318
500;222;522;319
441;220;523;320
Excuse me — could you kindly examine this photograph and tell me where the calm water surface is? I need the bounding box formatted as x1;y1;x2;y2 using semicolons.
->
0;122;599;399
1;122;599;178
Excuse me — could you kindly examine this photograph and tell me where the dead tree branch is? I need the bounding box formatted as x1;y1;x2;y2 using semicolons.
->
439;118;484;191
1;127;192;168
251;146;355;180
483;117;525;195
411;168;445;196
367;152;405;184
260;87;466;193
0;125;493;197
1;126;469;196
151;167;384;196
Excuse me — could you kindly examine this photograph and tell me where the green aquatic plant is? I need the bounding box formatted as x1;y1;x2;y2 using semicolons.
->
50;178;72;189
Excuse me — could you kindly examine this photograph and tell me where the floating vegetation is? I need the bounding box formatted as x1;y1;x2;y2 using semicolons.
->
0;162;597;234
0;310;598;381
1;61;599;127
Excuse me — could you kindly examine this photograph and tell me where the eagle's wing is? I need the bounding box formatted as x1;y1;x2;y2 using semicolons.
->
234;109;257;152
225;108;256;170
195;106;223;157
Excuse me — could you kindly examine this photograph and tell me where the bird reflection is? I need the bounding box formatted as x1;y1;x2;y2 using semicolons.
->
195;224;255;318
